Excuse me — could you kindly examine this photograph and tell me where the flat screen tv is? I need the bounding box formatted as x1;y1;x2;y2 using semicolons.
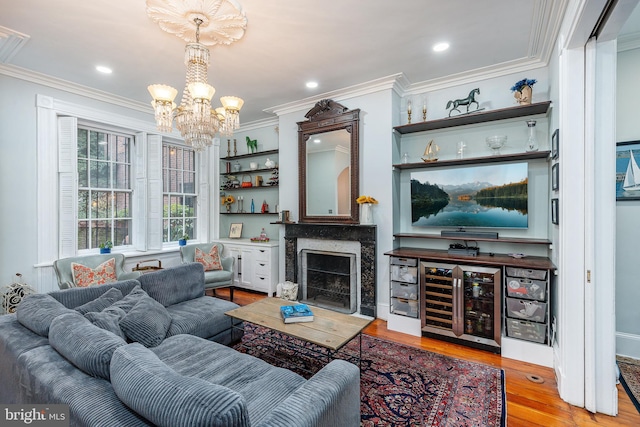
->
410;162;528;229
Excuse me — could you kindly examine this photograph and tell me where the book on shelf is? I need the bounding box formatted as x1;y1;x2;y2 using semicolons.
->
280;304;314;323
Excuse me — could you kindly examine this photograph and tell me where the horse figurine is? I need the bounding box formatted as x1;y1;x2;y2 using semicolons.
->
446;88;480;117
246;136;258;153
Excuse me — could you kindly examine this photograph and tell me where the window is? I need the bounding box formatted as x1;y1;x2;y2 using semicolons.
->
162;143;197;242
77;127;132;250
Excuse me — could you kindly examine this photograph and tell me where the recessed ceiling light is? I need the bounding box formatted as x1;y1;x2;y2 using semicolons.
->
306;81;318;89
96;65;112;74
433;42;450;52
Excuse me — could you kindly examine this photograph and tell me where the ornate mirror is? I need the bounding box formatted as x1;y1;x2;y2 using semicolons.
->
298;99;360;224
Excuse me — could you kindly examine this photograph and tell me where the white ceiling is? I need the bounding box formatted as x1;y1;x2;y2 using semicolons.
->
0;0;570;124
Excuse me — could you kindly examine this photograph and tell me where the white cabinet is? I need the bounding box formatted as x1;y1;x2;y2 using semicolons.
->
216;239;279;296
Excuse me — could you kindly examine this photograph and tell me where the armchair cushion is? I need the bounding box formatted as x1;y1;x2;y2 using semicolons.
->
194;246;223;271
71;257;118;287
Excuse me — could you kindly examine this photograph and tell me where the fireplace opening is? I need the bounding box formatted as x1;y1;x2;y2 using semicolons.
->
299;250;357;314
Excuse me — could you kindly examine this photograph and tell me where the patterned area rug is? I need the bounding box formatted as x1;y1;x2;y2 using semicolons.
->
618;356;640;414
234;324;505;426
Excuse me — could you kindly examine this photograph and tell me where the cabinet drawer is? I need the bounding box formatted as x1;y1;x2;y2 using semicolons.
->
390;297;419;318
390;265;418;283
506;276;547;301
391;282;418;300
506;298;547;323
253;248;270;262
254;261;269;275
505;267;547;281
253;275;270;291
506;318;546;343
390;256;417;267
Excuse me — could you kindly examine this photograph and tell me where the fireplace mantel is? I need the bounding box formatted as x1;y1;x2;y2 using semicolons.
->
284;223;376;317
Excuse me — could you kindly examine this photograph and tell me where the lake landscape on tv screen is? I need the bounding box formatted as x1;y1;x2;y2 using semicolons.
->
411;163;528;229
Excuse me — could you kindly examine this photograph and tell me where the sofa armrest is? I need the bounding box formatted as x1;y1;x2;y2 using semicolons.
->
255;359;360;427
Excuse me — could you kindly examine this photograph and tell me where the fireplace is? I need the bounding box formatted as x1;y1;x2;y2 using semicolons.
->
284;223;376;317
299;250;357;314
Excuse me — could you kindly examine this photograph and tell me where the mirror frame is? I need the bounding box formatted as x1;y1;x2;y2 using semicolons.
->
298;99;360;224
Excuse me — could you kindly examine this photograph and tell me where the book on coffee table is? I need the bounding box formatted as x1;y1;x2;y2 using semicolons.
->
280;304;314;323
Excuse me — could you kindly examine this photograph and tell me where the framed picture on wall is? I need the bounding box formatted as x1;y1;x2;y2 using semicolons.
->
551;129;559;159
616;141;640;200
551;198;559;225
229;223;243;239
552;163;559;191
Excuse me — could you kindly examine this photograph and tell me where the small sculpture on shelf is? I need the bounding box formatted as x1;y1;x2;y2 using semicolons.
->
446;88;481;117
267;169;278;186
421;140;439;162
246;136;258;153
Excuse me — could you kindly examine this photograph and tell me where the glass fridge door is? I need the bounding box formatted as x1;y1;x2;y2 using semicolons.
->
461;265;501;344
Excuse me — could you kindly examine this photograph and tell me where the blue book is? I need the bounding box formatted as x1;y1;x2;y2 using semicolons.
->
280;304;314;323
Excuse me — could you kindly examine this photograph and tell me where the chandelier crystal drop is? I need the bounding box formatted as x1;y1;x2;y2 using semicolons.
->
147;8;245;151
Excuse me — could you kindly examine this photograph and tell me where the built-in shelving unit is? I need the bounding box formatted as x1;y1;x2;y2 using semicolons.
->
393;150;550;170
393;101;552;135
222;149;279;160
392;233;551;246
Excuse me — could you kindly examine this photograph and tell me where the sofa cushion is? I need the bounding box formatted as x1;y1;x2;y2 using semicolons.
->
85;306;127;340
75;287;124;315
165;296;238;340
138;264;205;307
110;285;149;313
71;257;118;287
49;312;127;380
49;279;140;309
119;295;172;347
111;343;249;427
16;294;75;337
195;246;223;271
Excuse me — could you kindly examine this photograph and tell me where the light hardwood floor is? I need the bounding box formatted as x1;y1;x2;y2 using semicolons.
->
216;288;640;427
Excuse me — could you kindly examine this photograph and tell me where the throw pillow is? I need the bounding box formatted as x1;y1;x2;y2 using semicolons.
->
49;312;127;380
75;287;123;314
110;285;148;313
16;294;75;337
85;306;127;340
111;343;249;427
194;246;223;271
71;258;117;287
119;295;172;347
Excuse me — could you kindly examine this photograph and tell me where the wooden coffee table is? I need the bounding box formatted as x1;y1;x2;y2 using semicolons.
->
225;297;372;369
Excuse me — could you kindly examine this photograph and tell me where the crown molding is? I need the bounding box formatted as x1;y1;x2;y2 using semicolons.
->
0;25;30;63
618;31;640;52
0;63;152;114
237;116;279;132
264;74;403;117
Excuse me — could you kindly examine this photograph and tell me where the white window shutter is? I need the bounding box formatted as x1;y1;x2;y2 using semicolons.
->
133;133;147;251
147;134;163;250
58;116;77;257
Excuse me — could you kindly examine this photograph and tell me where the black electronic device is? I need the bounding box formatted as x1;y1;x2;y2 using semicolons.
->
441;230;498;240
447;242;479;257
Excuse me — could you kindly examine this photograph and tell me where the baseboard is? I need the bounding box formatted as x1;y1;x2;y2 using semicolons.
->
501;336;553;367
376;303;389;321
387;313;422;337
616;331;640;359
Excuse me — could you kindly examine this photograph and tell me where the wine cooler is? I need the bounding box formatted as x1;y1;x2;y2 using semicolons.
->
421;261;501;352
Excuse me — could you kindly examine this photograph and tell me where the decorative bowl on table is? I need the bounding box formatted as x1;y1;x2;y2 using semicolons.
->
486;135;507;155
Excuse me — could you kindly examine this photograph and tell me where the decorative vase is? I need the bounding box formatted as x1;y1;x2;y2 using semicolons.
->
515;85;533;105
178;239;187;246
100;248;111;254
360;203;373;225
526;120;539;152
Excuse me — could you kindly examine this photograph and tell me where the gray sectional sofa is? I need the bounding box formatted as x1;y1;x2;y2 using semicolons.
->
0;262;360;427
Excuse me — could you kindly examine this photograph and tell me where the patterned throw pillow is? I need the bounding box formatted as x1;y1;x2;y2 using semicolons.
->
194;246;223;271
71;258;118;287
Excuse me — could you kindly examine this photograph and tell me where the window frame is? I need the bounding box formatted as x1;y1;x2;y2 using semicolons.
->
162;142;199;244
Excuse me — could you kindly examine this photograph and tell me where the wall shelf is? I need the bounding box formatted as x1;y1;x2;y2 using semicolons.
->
393;233;551;245
221;212;278;215
393;150;550;170
222;149;279;161
221;185;278;191
393;101;552;135
221;167;278;176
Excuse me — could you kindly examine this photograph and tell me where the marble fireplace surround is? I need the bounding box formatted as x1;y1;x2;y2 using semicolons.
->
284;223;376;317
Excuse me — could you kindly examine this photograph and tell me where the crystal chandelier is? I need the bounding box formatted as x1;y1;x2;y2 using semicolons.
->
146;0;247;151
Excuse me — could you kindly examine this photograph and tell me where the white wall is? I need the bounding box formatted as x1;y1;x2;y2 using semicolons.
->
615;46;640;358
